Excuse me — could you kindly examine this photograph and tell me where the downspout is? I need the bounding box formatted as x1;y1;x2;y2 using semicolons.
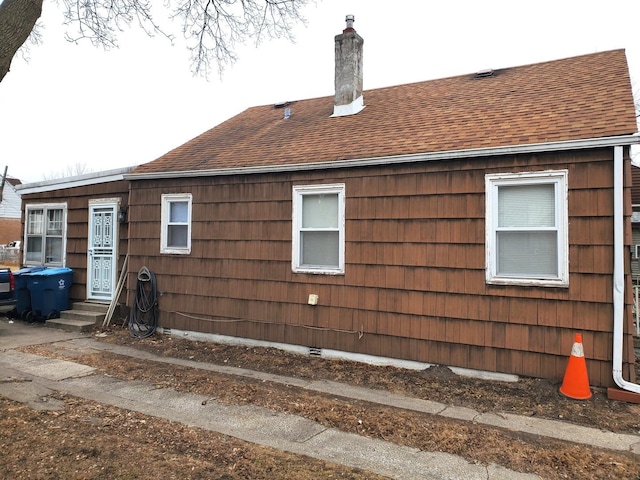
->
612;145;640;392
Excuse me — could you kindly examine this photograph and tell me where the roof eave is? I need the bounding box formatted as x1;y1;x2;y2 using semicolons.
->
17;166;137;195
125;133;640;181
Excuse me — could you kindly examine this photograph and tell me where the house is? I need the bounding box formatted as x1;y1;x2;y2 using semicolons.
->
17;18;640;390
0;175;22;246
16;167;133;303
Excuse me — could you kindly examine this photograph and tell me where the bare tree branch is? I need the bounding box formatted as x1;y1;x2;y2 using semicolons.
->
0;0;310;84
174;0;308;78
59;0;174;48
60;0;310;77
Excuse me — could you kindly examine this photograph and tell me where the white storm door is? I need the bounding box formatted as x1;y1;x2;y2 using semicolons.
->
87;203;118;301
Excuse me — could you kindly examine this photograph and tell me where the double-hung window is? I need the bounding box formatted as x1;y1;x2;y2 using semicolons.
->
24;203;67;266
160;193;192;254
485;170;568;287
292;184;345;274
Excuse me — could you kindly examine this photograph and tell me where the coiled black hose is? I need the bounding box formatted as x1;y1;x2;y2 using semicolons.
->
129;266;158;339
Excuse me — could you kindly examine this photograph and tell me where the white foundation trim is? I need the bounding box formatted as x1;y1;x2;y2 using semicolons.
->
157;327;519;383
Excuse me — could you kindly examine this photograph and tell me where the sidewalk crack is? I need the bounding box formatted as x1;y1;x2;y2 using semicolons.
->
0;377;32;384
301;427;329;444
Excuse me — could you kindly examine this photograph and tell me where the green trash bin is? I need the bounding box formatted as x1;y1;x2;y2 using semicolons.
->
27;267;73;320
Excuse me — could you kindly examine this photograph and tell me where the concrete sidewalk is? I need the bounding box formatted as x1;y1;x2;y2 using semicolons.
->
1;319;638;479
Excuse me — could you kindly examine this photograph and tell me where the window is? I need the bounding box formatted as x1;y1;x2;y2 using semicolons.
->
292;184;345;274
161;194;192;254
24;203;67;266
485;170;568;287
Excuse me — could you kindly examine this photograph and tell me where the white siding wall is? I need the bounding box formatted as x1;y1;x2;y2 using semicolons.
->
0;182;21;219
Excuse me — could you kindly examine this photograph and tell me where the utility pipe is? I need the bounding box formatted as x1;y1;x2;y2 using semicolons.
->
0;165;7;202
612;145;640;393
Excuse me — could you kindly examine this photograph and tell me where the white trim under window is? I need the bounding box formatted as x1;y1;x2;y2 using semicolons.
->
24;203;67;267
161;193;192;254
292;184;345;274
485;170;568;287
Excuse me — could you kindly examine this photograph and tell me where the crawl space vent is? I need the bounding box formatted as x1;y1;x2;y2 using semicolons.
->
309;347;322;357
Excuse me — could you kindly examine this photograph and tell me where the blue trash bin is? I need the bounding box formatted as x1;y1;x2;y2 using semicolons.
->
27;268;73;320
13;266;47;319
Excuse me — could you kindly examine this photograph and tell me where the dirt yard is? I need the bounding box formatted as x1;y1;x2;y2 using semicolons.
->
2;324;640;479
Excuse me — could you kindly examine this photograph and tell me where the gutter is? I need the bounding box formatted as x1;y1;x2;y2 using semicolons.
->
612;145;640;393
124;133;640;180
16;166;137;195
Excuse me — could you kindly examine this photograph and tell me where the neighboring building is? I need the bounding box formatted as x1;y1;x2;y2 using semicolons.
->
630;164;640;282
16;167;133;302
0;176;22;245
16;19;640;389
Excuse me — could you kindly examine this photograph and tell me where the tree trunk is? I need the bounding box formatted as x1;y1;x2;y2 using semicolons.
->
0;0;43;83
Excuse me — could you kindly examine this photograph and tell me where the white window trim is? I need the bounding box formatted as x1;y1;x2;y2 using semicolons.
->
292;183;345;275
160;193;192;255
23;202;68;267
485;170;569;287
635;245;640;259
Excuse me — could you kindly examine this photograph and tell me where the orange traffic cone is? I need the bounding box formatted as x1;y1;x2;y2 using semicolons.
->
559;333;592;400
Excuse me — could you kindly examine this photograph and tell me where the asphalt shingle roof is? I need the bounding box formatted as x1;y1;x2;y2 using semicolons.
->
133;49;638;175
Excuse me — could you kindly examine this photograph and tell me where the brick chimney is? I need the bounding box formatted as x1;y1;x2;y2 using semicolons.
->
332;15;365;117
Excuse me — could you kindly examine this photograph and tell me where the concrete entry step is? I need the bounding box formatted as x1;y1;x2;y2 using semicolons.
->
45;317;96;333
45;301;109;332
61;309;105;322
71;301;109;314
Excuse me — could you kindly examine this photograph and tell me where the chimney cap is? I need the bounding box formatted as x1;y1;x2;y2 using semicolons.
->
345;14;355;30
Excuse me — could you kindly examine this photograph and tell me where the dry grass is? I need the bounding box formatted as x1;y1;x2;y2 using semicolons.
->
10;329;640;480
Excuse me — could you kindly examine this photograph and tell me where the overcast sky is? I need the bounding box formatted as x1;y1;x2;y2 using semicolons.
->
1;0;639;183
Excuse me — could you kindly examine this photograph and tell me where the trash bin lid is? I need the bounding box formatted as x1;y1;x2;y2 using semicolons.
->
14;266;47;276
28;267;73;276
